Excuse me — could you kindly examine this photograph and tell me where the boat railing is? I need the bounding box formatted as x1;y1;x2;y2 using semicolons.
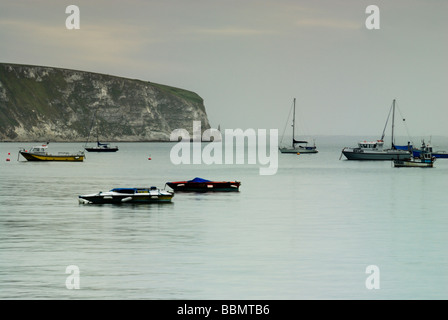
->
57;151;85;155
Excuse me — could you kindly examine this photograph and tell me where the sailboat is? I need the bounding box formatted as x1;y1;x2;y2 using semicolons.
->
84;110;119;153
279;98;318;154
85;141;119;152
341;99;411;160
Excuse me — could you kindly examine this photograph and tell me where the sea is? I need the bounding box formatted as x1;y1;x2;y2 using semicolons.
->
1;136;447;300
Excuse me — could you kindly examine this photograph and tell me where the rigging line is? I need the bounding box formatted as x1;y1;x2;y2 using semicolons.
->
85;106;99;147
381;101;393;141
280;100;294;145
296;102;311;138
395;102;414;145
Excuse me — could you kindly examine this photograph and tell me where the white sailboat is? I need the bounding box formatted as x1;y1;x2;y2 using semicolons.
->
279;98;318;154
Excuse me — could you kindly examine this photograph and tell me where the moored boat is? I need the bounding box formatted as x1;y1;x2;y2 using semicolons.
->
78;186;174;204
341;139;411;160
84;107;119;152
393;141;435;168
279;98;318;154
85;141;119;152
341;99;411;160
410;142;448;159
19;144;85;161
166;177;241;192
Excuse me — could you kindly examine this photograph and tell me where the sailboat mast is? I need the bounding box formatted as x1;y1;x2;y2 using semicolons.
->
292;98;296;148
391;99;395;149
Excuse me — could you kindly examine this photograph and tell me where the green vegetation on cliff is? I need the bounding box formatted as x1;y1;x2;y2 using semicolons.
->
0;63;210;141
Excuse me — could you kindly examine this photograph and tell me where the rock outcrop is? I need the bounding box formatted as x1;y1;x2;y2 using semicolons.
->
0;63;210;141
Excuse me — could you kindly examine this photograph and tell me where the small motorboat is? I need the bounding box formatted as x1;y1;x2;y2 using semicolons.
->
393;141;435;168
19;144;85;161
165;177;241;192
78;186;174;204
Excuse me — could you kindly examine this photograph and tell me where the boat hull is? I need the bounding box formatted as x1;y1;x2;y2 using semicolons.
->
393;160;434;168
166;181;240;192
279;147;318;154
85;147;118;152
79;191;174;204
20;152;85;161
342;148;411;160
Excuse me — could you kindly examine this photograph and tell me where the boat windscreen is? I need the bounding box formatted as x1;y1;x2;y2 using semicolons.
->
110;188;135;194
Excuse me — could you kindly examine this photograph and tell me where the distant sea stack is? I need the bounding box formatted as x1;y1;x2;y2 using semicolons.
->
0;63;210;142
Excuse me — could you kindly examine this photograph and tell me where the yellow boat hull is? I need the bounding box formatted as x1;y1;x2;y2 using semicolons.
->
20;152;84;162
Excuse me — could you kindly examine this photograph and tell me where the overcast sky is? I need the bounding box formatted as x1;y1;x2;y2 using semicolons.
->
1;0;447;138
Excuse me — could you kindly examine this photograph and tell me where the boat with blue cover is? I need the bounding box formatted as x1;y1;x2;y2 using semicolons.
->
78;186;174;204
165;177;241;192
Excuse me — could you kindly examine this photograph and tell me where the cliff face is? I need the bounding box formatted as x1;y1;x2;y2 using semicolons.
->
0;63;210;141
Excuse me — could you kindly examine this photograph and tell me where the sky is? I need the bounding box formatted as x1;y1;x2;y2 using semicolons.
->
1;0;447;139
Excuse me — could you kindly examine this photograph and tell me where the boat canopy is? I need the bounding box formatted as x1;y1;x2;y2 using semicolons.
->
188;177;212;183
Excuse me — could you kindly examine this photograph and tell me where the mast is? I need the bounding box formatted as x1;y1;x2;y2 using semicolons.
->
391;99;395;149
292;98;296;148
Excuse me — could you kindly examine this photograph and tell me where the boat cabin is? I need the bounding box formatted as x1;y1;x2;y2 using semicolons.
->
29;145;48;154
421;152;433;162
417;141;434;163
357;140;384;151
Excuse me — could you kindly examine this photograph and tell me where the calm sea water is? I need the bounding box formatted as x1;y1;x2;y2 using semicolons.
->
1;136;447;300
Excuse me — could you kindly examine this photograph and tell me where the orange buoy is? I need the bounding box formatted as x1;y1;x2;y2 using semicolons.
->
297;152;300;155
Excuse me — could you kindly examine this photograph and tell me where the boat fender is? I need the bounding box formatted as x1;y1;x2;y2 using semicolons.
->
121;197;133;203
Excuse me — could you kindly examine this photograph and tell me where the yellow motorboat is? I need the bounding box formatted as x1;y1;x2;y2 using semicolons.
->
19;145;85;162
